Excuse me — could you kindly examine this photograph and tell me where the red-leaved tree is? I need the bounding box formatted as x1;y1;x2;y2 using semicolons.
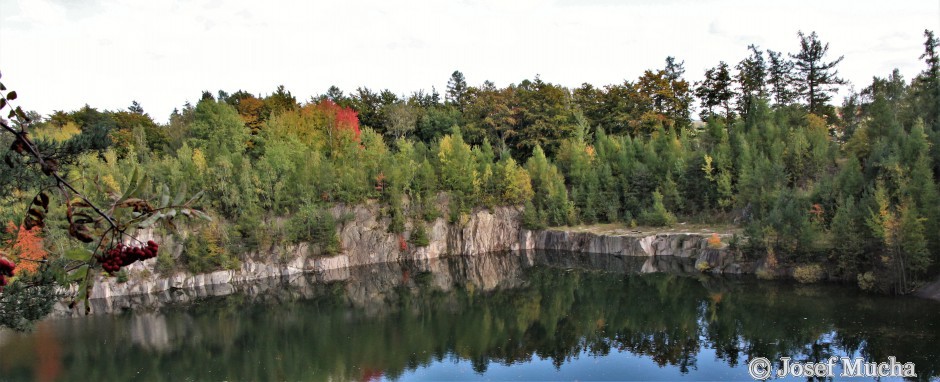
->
314;100;361;139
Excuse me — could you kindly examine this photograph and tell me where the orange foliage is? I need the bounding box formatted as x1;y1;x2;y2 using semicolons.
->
584;145;596;161
236;96;267;134
5;222;46;275
707;233;722;248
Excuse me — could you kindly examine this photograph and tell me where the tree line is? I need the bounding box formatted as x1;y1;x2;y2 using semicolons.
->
1;30;939;329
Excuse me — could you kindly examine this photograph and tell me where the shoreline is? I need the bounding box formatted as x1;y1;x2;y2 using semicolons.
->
50;204;940;317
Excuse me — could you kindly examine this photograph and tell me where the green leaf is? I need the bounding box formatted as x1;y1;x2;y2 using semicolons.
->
6;91;16;101
173;183;188;206
77;275;89;303
192;209;213;221
160;184;170;208
138;212;162;229
124;168;139;198
65;248;93;261
0;98;6;110
70;265;88;282
121;168;149;201
185;190;205;206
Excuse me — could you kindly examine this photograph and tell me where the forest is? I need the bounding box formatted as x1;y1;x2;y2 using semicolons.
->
1;30;939;328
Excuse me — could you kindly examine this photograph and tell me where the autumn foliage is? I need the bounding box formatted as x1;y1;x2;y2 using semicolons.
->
5;222;46;275
312;100;361;139
707;233;722;249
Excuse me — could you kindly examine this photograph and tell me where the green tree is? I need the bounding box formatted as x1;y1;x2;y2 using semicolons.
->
635;58;693;132
437;128;478;218
767;50;795;106
264;85;298;116
911;30;940;179
384;102;418;139
511;77;575;157
695;61;735;122
639;191;677;227
830;197;866;278
465;81;517;149
525;145;573;226
188;99;250;157
446;70;469;111
736;45;767;121
790;31;846;115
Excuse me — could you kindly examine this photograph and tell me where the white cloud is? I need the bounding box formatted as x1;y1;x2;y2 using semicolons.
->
1;0;937;122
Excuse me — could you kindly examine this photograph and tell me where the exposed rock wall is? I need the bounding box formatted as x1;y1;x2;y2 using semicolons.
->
63;203;746;315
75;204;529;303
522;228;747;273
525;229;719;257
333;203;526;266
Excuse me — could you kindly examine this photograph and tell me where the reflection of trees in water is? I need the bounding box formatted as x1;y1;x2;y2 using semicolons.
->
2;251;938;381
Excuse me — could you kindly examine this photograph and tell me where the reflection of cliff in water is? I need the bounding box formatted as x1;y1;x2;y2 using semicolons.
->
73;250;696;317
4;251;938;381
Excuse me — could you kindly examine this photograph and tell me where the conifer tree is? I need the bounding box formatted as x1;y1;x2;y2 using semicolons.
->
790;31;846;115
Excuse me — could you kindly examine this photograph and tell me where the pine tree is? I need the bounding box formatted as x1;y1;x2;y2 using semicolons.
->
695;61;735;122
736;45;767;121
830;197;864;278
767;50;795;106
790;31;846;115
446;70;469;111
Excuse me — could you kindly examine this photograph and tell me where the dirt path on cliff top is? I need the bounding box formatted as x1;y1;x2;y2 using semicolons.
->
549;223;742;237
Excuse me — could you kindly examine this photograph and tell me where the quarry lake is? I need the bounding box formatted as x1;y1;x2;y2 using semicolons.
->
1;251;939;381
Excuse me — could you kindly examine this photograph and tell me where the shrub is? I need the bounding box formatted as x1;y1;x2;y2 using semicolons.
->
695;259;713;272
155;249;176;275
793;263;825;283
410;223;431;247
115;270;129;283
288;205;340;255
707;233;722;248
182;223;240;274
639;191;677;227
857;271;876;291
521;200;546;230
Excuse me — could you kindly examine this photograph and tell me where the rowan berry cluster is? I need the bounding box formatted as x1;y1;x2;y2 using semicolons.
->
0;258;15;287
96;241;159;274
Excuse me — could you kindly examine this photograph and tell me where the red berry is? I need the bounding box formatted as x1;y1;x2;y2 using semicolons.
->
0;259;15;277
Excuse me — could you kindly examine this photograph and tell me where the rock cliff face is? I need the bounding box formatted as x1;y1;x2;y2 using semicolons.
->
523;228;747;274
73;204;529;303
59;204;743;316
332;202;527;266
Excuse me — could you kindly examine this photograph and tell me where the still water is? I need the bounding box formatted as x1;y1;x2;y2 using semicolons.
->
1;251;939;381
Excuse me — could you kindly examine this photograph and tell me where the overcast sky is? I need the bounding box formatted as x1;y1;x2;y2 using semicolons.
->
1;0;938;123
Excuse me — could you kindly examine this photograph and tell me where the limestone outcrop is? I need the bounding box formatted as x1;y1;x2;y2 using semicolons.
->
57;203;744;316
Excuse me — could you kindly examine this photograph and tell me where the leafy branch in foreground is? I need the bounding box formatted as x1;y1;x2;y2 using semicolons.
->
0;71;209;330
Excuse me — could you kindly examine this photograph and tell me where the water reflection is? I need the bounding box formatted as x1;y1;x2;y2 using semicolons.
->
1;250;938;381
